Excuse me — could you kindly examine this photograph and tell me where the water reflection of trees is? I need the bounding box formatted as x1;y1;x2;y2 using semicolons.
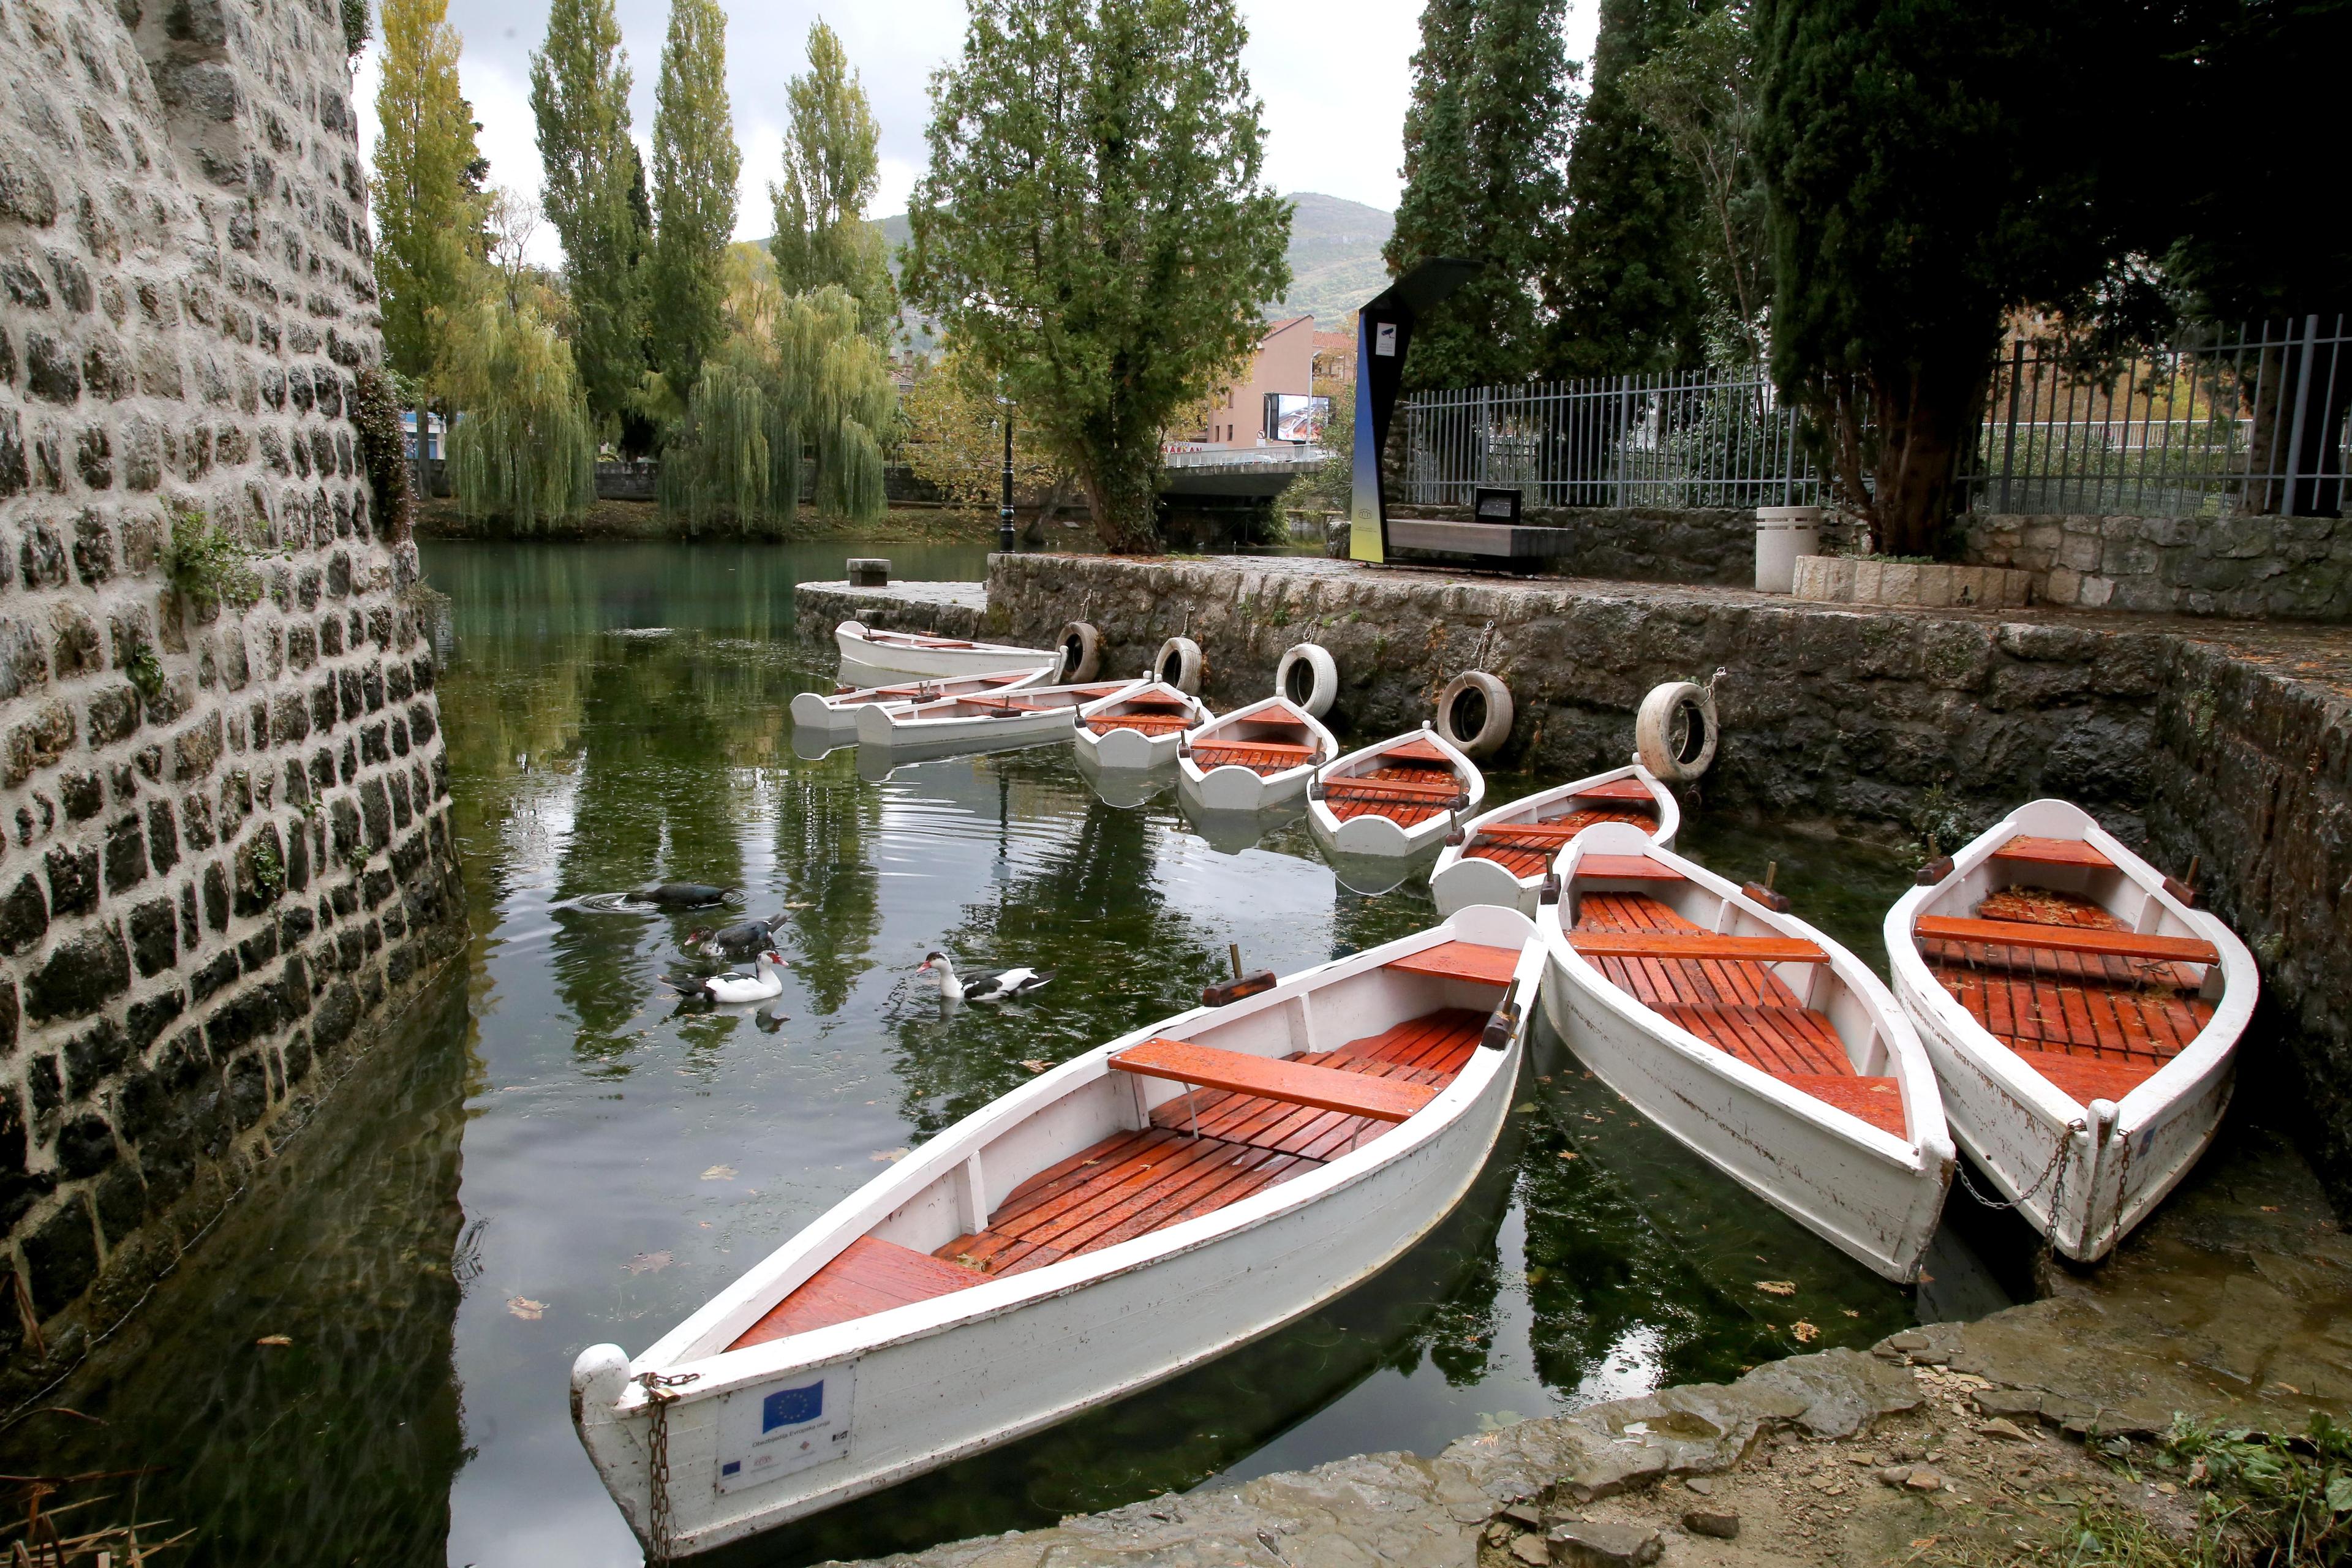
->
774;749;883;1014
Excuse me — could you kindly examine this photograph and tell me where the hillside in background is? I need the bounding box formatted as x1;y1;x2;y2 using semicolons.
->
872;192;1392;335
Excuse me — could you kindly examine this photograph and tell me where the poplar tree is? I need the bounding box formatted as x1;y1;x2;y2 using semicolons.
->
1548;0;1709;377
372;0;487;385
1385;0;1575;391
907;0;1291;551
647;0;741;405
769;20;898;340
530;0;645;434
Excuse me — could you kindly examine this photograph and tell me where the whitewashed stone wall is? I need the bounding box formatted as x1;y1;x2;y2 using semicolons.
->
1961;512;2352;619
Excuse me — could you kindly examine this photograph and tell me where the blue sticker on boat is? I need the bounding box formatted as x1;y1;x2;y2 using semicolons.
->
763;1381;823;1431
721;1460;741;1476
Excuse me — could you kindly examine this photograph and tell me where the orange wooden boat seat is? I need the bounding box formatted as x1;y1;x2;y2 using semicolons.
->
1110;1039;1438;1122
1915;915;2216;967
1384;941;1520;986
1569;930;1828;963
1577;854;1681;880
1990;835;2114;869
1382;738;1455;764
1575;777;1660;802
1324;772;1464;800
731;1235;981;1348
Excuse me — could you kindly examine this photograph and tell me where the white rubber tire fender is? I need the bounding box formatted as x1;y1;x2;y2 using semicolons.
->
1635;680;1719;782
1435;671;1513;760
1274;642;1338;718
1055;620;1101;682
1154;636;1204;695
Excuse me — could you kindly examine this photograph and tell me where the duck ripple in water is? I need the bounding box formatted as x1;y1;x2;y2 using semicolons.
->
568;883;741;914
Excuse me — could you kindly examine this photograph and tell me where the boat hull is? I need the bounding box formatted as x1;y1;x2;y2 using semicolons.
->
1077;725;1180;772
1430;766;1679;921
1179;761;1311;813
834;622;1060;685
1431;853;1532;919
856;702;1076;754
1537;948;1946;1280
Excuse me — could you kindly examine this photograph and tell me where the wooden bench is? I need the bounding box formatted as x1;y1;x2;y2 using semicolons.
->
1326;775;1464;800
1575;778;1659;803
1384;739;1455;764
1567;931;1828;963
1198;737;1316;759
730;1235;981;1348
1913;916;2216;965
1990;835;2114;870
1110;1039;1439;1123
1384;941;1520;986
1575;854;1682;881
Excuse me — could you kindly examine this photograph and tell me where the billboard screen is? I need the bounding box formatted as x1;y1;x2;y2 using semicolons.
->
1265;393;1330;444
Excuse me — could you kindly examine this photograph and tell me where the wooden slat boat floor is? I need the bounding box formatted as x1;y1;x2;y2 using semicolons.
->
1194;742;1311;774
1324;764;1463;827
730;1235;984;1349
1573;891;1902;1137
1466;804;1657;878
937;1009;1487;1284
1084;712;1191;736
1923;884;2214;1096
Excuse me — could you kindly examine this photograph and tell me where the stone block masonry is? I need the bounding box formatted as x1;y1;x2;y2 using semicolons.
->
0;0;465;1394
1961;511;2352;620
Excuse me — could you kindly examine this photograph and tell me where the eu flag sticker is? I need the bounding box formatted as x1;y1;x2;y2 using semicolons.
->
762;1381;824;1432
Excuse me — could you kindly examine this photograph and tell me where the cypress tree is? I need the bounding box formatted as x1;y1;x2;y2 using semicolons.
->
1548;0;1709;377
372;0;486;386
769;21;899;340
1385;0;1575;391
647;0;740;404
529;0;645;437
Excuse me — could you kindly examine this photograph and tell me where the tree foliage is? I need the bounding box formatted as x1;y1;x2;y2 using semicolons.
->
901;349;1077;519
1550;0;1710;377
769;21;898;340
372;0;487;386
530;0;646;435
439;294;598;531
1385;0;1577;390
906;0;1291;551
1755;0;2133;553
647;0;740;403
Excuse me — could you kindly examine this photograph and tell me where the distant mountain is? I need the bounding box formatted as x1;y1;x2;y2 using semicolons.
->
869;192;1392;334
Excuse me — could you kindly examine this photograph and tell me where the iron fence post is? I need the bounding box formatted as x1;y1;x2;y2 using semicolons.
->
2282;313;2320;517
1997;339;2024;513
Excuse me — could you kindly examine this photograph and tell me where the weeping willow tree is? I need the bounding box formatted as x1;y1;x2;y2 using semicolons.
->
660;283;894;533
438;292;597;530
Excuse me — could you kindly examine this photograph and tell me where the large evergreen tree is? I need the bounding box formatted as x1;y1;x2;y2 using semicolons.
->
1384;0;1575;390
372;0;486;385
647;0;741;404
1755;0;2131;554
769;21;898;340
1548;0;1709;377
906;0;1291;551
529;0;645;437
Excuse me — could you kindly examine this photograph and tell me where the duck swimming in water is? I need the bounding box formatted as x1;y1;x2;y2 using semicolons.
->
635;883;738;909
918;952;1053;1003
661;951;789;1005
684;914;785;960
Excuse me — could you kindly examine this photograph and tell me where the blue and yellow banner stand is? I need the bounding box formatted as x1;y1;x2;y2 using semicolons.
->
1348;259;1482;565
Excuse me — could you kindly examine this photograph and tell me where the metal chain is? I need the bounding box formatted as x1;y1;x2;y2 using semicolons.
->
636;1370;699;1567
1951;1117;2084;1214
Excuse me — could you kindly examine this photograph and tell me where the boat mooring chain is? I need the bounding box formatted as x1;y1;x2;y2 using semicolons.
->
637;1369;700;1566
1951;1117;2084;1218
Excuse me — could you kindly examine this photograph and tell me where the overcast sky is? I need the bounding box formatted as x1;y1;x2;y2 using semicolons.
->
354;0;1600;268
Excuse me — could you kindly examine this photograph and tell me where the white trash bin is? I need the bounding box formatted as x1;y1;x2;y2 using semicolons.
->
1754;505;1823;593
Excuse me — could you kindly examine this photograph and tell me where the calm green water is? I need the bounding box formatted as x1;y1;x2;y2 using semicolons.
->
2;541;2008;1567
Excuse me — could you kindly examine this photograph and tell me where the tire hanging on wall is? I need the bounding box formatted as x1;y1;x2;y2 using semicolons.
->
1435;671;1513;759
1154;636;1204;695
1273;642;1338;718
1634;679;1719;782
1055;621;1101;682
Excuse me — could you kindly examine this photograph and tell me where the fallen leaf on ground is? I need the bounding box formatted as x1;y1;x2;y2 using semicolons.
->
872;1148;908;1162
255;1334;293;1347
782;902;812;909
1020;1060;1051;1074
701;1164;736;1181
1792;1320;1820;1342
1558;1151;1578;1160
1512;1102;1537;1114
624;1251;674;1275
1755;1280;1797;1297
508;1297;546;1321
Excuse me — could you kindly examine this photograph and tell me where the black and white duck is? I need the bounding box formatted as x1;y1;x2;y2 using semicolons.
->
918;952;1053;1003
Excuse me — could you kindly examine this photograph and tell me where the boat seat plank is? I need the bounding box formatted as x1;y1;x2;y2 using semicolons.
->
1577;854;1682;881
1914;916;2216;966
1384;738;1455;763
1324;773;1465;801
1110;1039;1438;1122
1383;941;1520;987
1576;778;1661;802
1569;931;1828;963
730;1235;982;1349
1991;835;2115;869
1330;798;1449;827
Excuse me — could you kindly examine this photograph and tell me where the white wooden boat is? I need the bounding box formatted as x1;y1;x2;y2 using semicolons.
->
1883;799;2253;1262
1539;822;1953;1280
1175;695;1338;814
1072;681;1212;773
854;678;1144;758
1307;726;1484;861
571;905;1545;1557
790;666;1057;746
834;619;1065;686
1431;763;1680;919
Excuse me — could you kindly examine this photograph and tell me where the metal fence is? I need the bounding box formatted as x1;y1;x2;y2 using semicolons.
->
1399;315;2351;518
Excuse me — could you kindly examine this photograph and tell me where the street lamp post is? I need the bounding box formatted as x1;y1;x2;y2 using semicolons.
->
997;410;1017;554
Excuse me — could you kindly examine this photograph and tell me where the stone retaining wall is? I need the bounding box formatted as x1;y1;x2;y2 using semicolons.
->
1959;511;2352;620
793;581;989;644
0;0;465;1394
1384;505;1864;587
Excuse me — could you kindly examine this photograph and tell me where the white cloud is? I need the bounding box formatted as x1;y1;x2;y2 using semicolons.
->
355;0;1602;265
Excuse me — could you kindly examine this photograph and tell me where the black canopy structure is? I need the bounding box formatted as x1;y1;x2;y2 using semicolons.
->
1347;259;1482;564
